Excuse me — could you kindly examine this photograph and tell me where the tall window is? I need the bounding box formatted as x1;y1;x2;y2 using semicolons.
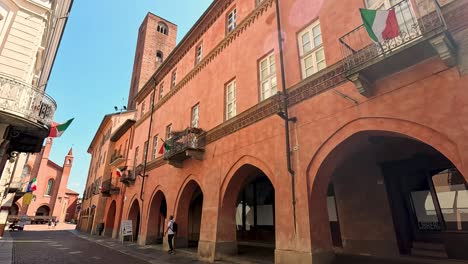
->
171;70;177;89
259;53;277;101
191;104;200;128
365;0;413;37
143;140;149;162
159;82;164;100
134;146;139;166
157;22;168;35
227;8;237;33
226;80;237;120
298;20;325;79
166;124;172;139
141;101;146;117
152;134;158;160
45;179;53;196
195;43;203;65
156;51;163;62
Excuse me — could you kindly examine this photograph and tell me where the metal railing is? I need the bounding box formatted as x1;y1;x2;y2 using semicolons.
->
120;170;136;184
100;179;112;194
163;127;205;160
0;74;56;126
339;0;446;71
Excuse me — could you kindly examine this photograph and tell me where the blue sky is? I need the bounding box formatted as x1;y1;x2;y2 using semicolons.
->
46;0;213;195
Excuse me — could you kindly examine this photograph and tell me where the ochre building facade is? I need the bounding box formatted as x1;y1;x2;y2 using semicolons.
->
80;0;468;263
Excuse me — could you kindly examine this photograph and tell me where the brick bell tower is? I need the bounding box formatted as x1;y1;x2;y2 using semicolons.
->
127;13;178;110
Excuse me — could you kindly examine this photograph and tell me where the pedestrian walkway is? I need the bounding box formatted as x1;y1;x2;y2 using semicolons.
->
0;231;13;264
70;229;222;264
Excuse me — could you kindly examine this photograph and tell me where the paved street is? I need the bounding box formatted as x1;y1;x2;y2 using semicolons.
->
10;229;148;264
8;224;207;264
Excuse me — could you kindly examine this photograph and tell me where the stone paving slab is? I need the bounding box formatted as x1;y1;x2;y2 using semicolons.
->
0;231;13;264
69;229;222;264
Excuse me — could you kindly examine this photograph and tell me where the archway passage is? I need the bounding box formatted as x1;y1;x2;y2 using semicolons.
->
219;164;275;262
35;205;50;216
146;191;167;245
9;203;19;216
176;180;203;250
105;201;117;237
128;200;141;242
310;131;468;261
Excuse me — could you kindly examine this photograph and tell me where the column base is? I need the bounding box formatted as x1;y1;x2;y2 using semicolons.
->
198;240;237;262
275;249;335;264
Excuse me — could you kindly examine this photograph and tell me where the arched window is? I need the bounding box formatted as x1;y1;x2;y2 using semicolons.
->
156;51;163;62
45;179;53;195
157;22;168;35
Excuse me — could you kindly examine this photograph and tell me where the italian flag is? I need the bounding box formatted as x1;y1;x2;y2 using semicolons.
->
158;139;170;154
360;8;399;43
49;118;74;138
27;178;37;192
115;167;123;177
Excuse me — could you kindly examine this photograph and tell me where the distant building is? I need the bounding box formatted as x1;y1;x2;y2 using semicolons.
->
0;0;73;236
8;139;78;224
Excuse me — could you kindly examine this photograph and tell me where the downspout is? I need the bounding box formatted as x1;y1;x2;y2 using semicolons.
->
139;80;157;202
275;0;298;233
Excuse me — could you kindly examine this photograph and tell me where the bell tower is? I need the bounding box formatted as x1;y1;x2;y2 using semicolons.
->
127;13;178;110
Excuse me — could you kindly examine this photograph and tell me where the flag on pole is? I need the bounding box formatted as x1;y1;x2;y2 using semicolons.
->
158;139;170;154
360;8;399;43
26;178;37;192
49;118;74;138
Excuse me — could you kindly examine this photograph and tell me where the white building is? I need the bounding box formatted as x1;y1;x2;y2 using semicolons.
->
0;0;73;236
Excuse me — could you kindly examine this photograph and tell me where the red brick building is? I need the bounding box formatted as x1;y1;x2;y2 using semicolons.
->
11;139;79;223
81;0;468;263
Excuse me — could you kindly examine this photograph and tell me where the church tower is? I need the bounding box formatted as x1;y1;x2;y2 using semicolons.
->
127;13;178;110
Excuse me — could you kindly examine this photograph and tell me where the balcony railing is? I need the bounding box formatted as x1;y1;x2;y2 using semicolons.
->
110;154;125;165
164;127;205;167
100;179;120;196
339;0;446;72
120;169;136;185
0;74;56;126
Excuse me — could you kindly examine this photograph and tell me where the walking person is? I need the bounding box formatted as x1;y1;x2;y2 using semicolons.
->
165;216;177;255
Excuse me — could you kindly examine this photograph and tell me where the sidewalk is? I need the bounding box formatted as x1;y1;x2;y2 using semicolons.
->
70;229;230;264
0;231;12;264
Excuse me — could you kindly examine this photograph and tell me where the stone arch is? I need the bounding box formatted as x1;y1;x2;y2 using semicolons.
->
306;117;466;253
174;178;204;248
128;199;141;241
219;155;277;205
9;203;20;215
145;187;167;245
36;205;50;216
216;157;277;257
105;200;117;237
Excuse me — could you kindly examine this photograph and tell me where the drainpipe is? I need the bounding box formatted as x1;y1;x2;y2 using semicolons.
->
274;0;298;233
139;81;157;202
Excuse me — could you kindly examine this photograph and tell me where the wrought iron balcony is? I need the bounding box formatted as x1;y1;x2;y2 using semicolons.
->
100;179;120;197
339;0;454;96
164;127;205;168
0;74;56;126
120;169;136;186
